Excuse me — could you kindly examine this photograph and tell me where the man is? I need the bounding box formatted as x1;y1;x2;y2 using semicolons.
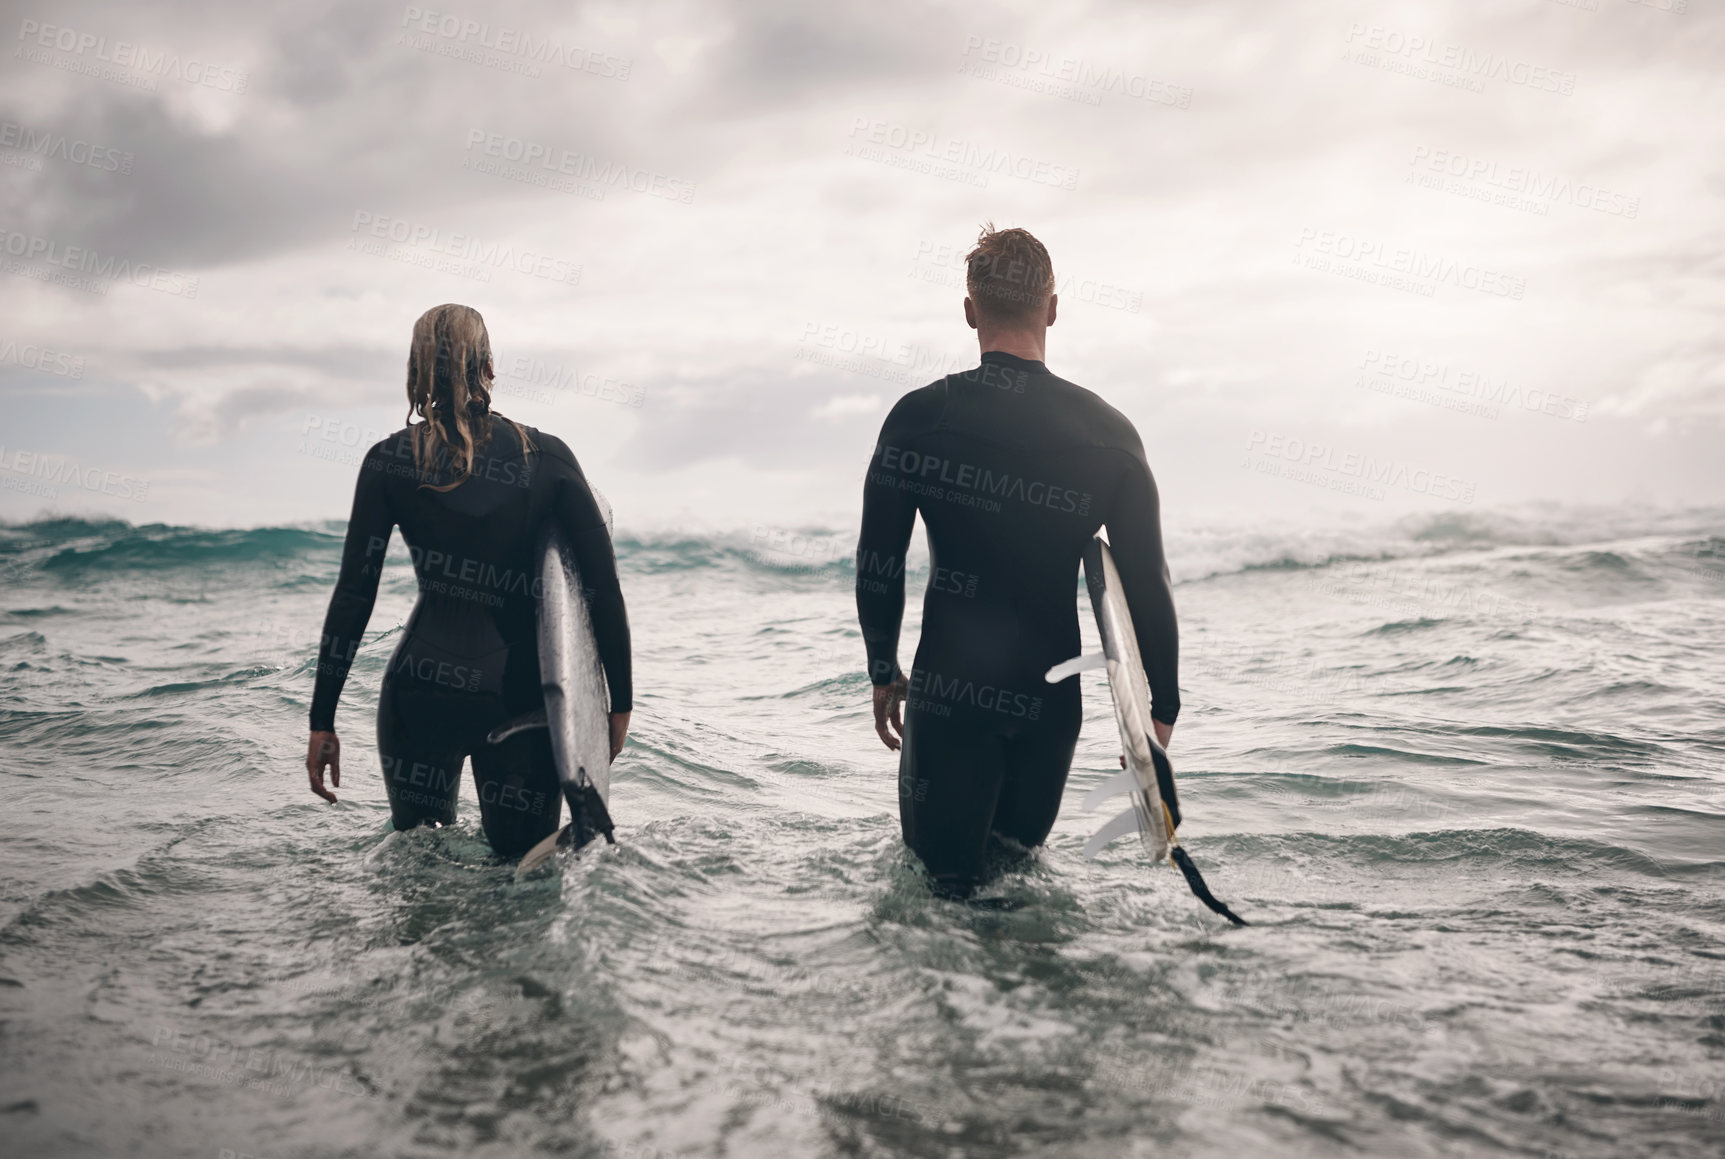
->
855;224;1179;898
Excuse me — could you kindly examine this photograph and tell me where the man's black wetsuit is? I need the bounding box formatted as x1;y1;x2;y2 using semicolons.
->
310;418;631;858
856;351;1179;893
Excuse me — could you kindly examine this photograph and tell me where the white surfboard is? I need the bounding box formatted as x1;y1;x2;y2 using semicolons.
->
1048;536;1175;863
1048;536;1247;926
497;490;617;877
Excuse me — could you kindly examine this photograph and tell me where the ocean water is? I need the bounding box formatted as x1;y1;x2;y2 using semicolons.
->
0;507;1722;1159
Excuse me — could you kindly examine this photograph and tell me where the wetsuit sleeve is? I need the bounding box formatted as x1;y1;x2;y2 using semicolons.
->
856;411;919;686
544;443;633;715
310;444;395;732
1105;447;1180;726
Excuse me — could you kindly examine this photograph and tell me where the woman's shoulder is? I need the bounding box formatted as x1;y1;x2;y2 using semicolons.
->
513;421;577;468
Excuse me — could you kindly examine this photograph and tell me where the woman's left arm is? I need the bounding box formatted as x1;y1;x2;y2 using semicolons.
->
307;441;395;801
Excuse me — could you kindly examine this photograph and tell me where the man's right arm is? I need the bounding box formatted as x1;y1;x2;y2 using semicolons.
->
855;420;919;688
1105;447;1180;728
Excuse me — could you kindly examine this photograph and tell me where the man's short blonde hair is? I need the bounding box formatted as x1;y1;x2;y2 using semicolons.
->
965;223;1054;322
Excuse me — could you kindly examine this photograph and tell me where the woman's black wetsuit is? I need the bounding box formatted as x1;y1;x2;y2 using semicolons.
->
856;351;1179;893
310;419;631;857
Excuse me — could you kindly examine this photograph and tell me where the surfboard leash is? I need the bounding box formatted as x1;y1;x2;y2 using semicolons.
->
581;782;617;846
562;780;617;847
1162;803;1248;927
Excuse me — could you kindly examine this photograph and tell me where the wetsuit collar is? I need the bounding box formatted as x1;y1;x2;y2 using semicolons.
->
979;350;1046;372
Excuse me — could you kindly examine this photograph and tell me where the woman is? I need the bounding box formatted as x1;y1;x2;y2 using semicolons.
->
304;304;631;858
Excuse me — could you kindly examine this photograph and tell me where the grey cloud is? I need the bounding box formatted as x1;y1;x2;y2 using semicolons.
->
699;0;969;108
1;0;1721;525
2;0;652;269
617;366;886;472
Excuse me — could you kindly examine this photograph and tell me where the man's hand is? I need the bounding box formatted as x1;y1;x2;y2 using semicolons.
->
873;676;908;751
608;711;630;761
307;730;340;803
1123;720;1176;768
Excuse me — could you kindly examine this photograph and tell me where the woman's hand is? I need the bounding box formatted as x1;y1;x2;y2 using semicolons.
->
609;711;630;761
307;730;341;802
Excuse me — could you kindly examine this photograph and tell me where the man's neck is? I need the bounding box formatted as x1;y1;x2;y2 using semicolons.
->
976;332;1046;362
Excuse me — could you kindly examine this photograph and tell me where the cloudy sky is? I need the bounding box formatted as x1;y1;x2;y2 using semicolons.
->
1;0;1719;535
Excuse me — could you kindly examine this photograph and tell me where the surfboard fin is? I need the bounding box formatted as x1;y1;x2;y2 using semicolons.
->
1086;795;1248;925
1082;804;1146;859
486;708;549;745
1083;767;1142;811
515;829;563;877
512;781;617;879
1045;652;1106;683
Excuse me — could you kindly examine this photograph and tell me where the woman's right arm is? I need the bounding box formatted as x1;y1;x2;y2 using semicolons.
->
543;438;633;719
307;442;395;799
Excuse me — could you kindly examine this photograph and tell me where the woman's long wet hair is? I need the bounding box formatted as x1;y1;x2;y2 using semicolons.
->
404;304;533;491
